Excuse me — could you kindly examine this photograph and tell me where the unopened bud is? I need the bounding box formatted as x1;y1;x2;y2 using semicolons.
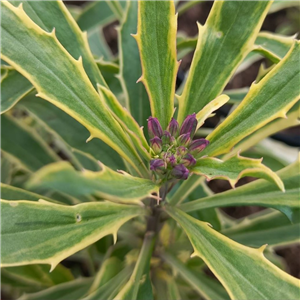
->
150;159;165;172
189;139;209;155
167;118;179;137
161;131;172;145
177;133;191;146
181;153;196;167
180;113;197;137
148;117;163;138
150;137;163;154
171;164;189;180
165;153;176;167
176;146;188;156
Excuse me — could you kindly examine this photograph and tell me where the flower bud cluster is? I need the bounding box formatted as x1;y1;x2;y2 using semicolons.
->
148;114;209;181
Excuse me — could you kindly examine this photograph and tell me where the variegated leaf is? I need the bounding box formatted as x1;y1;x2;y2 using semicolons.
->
26;161;159;205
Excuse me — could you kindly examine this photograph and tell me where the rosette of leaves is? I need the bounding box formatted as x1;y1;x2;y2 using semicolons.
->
1;1;300;299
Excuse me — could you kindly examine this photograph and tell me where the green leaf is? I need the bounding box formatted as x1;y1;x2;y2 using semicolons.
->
192;153;284;190
77;1;115;31
1;199;145;269
83;267;132;300
1;264;73;290
1;183;59;204
1;2;146;176
89;257;122;294
135;1;179;129
88;27;112;60
177;1;271;123
10;0;106;88
1;155;13;184
203;41;300;157
269;0;300;14
119;1;151;130
106;0;124;20
26;161;159;204
223;210;300;248
97;85;150;161
20;94;125;171
224;102;300;158
181;157;300;222
1;114;59;172
114;232;155;300
225;87;249;104
253;31;295;62
162;252;230;300
166;206;300;300
1;69;33;113
18;278;93;300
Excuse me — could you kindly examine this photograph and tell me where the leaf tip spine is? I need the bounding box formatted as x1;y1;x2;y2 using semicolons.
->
136;75;143;83
258;244;268;254
86;135;94;143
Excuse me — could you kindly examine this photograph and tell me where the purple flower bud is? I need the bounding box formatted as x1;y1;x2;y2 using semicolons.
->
161;130;172;145
150;159;165;172
167;118;179;137
148;117;163;138
180;113;198;137
171;164;189;180
181;153;196;167
189;139;209;155
177;133;191;146
176;146;188;156
165;153;176;167
150;137;163;154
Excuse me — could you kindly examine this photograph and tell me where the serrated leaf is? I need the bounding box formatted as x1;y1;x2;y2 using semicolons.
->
163;252;230;300
10;0;106;88
1;199;145;269
177;1;271;123
253;31;295;62
166;206;300;300
135;1;178;129
119;1;151;131
18;278;93;300
223;210;300;248
181;157;300;222
225;102;300;157
97;85;150;160
20;94;125;171
26;161;159;205
1;2;147;176
1;69;33;113
203;41;300;157
1;114;59;172
192;153;284;190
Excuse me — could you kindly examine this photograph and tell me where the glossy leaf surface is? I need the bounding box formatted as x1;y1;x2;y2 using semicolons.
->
177;1;271;123
166;206;300;300
26;162;159;204
1;199;145;269
135;1;178;129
